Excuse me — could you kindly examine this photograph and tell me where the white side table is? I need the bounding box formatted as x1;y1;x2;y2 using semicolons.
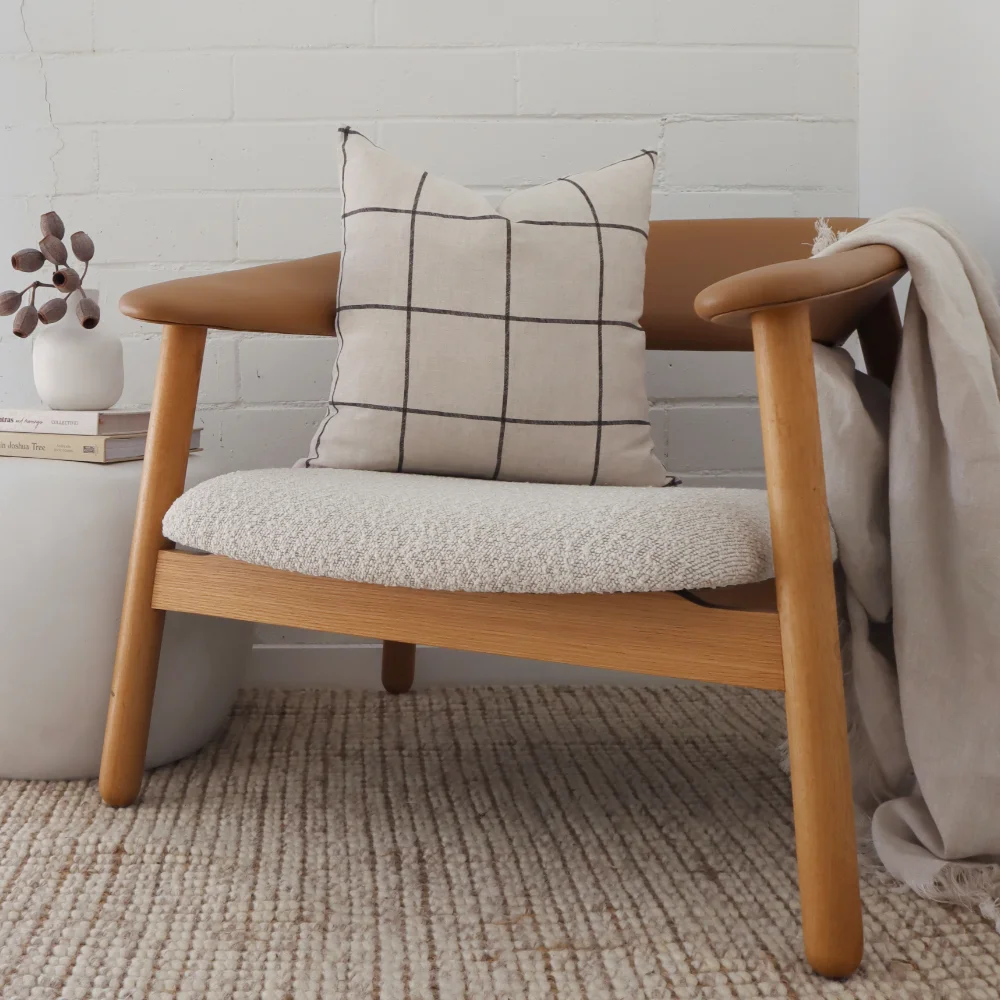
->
0;453;252;779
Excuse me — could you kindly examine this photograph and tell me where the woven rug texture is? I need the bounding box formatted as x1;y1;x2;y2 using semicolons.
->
0;686;997;999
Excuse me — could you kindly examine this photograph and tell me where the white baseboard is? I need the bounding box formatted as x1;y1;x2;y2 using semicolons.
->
248;643;691;690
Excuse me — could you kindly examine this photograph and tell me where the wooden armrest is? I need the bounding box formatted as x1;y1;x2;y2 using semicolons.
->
119;253;341;335
695;244;905;324
697;240;906;387
694;244;906;343
694;244;906;352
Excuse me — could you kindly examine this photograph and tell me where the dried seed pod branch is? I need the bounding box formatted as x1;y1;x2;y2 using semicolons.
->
0;280;55;315
40;212;65;240
37;297;67;325
4;212;99;338
39;234;68;267
52;267;81;294
70;231;94;263
12;249;45;272
12;305;38;338
0;290;22;316
76;296;100;329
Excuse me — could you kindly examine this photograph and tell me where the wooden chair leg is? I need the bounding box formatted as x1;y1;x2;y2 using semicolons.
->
381;640;416;694
753;304;863;979
99;325;207;807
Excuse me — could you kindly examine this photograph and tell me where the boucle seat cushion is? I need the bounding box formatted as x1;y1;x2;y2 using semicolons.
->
162;468;785;595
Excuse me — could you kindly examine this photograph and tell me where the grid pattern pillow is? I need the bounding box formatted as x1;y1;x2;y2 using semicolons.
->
302;128;670;487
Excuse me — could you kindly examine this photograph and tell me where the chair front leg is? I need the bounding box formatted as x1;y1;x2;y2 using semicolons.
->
753;304;863;978
99;324;207;807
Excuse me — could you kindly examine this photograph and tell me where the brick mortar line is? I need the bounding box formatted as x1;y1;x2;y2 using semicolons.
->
75;114;855;127
69;184;851;203
43;44;857;55
52;192;855;214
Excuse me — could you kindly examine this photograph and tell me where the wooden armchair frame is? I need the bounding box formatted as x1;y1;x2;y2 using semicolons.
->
100;217;905;979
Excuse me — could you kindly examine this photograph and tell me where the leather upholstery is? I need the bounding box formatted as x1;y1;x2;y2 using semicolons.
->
119;217;906;351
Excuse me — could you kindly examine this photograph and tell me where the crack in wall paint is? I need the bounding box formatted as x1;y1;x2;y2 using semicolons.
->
16;0;64;198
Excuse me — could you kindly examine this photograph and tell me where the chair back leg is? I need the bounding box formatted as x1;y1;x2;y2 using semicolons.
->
381;641;416;694
753;304;863;978
99;325;207;807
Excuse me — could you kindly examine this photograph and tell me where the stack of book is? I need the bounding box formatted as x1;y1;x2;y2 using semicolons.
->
0;409;202;464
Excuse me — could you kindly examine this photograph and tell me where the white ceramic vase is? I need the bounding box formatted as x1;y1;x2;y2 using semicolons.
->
32;290;124;410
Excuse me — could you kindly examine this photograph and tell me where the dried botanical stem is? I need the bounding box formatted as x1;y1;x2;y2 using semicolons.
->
7;212;99;335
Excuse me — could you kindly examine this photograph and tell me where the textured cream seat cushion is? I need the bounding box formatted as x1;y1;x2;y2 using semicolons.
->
162;468;782;594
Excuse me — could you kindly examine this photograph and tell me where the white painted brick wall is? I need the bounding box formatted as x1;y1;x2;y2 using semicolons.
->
47;53;234;123
54;196;237;263
237;195;344;259
238;337;338;404
92;0;374;50
235;50;518;119
663;119;857;189
98;124;345;193
1;0;858;680
517;48;856;117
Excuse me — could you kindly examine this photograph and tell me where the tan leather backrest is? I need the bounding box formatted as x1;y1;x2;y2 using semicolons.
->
641;217;864;350
120;217;870;349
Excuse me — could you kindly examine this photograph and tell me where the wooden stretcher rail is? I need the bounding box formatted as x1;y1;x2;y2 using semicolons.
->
153;550;786;691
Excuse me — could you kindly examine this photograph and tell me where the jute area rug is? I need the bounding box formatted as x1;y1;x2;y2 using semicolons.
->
0;687;996;999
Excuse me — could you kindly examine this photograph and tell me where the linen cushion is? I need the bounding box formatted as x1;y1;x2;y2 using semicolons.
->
163;468;780;595
302;128;670;487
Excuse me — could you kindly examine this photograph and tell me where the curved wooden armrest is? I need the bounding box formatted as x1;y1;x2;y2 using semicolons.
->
119;253;341;335
694;243;906;344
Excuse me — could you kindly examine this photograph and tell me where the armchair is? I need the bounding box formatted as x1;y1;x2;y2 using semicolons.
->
101;217;905;979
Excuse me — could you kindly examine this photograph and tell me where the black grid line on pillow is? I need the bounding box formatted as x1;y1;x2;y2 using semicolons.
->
336;304;642;329
326;401;650;427
397;170;429;472
343;204;651;240
560;175;606;484
310;129;663;486
493;215;513;480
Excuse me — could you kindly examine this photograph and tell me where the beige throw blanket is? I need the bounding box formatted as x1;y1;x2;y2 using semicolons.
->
810;209;1000;927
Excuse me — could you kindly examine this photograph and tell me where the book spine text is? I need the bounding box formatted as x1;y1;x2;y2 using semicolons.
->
0;434;107;462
